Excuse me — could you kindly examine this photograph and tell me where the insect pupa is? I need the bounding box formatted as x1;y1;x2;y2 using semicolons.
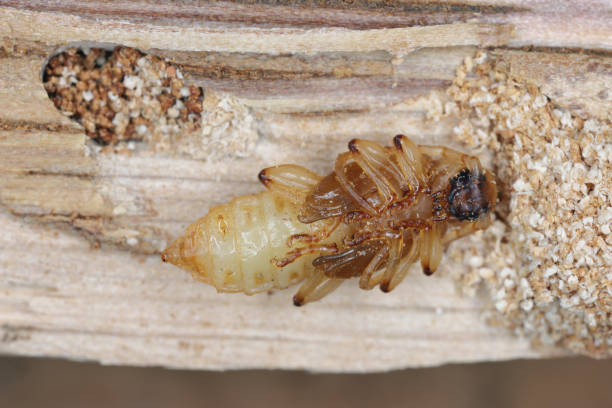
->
162;135;498;305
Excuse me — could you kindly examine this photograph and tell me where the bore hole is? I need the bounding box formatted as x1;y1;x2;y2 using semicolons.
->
42;44;204;147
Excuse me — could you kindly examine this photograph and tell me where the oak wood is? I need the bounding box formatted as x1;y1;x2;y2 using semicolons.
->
0;0;609;371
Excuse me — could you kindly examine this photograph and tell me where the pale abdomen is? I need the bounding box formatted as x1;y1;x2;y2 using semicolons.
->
162;190;347;294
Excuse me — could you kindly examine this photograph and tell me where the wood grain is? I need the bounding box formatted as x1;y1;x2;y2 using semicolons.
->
0;0;609;371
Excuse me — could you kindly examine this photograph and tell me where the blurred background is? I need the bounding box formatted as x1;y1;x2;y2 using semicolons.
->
1;356;610;407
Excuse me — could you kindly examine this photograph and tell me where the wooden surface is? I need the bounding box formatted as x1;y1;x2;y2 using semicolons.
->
0;0;609;371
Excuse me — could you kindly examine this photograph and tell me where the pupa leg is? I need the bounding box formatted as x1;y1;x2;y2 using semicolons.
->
441;217;489;245
334;152;378;215
274;243;338;268
418;145;483;179
349;139;400;200
420;223;443;275
377;236;402;291
311;240;383;280
418;145;464;162
358;242;390;290
258;164;320;204
334;139;406;215
392;135;424;193
377;236;402;292
293;270;344;306
380;236;419;292
287;216;341;247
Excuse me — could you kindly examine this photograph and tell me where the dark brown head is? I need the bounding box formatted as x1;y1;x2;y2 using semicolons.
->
448;168;496;221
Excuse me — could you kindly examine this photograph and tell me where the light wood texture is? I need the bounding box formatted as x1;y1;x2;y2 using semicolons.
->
0;0;609;371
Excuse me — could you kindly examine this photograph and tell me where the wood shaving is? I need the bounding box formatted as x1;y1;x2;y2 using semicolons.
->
441;51;610;357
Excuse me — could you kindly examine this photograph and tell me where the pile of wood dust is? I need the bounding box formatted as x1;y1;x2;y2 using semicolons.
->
437;51;610;357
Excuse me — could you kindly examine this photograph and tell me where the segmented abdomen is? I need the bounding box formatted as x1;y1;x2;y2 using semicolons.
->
161;190;347;294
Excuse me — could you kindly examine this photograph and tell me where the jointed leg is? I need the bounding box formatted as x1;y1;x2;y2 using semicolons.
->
392;135;424;193
274;243;338;268
418;145;483;182
379;236;402;292
349;139;396;202
380;237;419;292
358;242;390;290
420;223;443;275
334;153;377;215
258;164;321;204
334;138;408;215
441;218;488;245
293;270;344;306
287;216;341;247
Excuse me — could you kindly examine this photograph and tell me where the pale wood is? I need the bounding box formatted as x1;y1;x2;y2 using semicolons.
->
0;0;609;371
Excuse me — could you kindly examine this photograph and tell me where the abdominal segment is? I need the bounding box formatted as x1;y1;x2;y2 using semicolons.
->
161;190;348;295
